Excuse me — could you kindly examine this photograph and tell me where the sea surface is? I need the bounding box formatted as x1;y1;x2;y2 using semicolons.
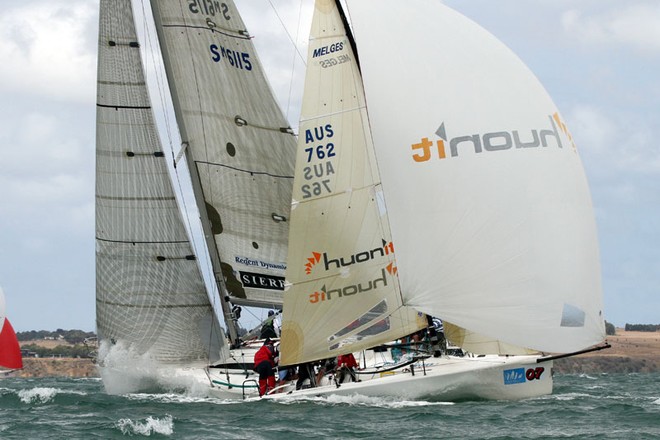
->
1;373;659;439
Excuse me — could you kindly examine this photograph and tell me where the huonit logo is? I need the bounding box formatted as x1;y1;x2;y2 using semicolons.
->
309;268;389;304
304;240;394;275
411;113;576;162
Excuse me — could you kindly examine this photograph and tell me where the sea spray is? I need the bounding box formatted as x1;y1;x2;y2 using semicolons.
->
116;415;174;436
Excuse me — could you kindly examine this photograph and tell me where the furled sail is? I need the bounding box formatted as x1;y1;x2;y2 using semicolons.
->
279;0;426;366
346;0;605;354
150;1;297;308
95;0;226;365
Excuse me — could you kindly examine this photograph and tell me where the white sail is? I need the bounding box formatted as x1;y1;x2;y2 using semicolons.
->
95;0;227;365
149;1;297;309
346;0;605;354
280;0;427;366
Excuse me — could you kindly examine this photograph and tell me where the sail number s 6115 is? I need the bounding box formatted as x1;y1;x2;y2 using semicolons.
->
210;44;252;71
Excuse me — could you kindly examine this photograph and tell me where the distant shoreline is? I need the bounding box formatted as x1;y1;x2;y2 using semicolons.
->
14;328;659;378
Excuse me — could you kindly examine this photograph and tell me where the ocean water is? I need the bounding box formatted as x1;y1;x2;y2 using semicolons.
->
0;373;658;439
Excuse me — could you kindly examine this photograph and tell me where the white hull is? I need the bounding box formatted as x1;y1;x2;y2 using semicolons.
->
208;355;553;402
98;341;553;402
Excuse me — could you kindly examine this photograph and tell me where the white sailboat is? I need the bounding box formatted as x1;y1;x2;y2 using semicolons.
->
95;0;295;397
270;0;606;401
0;286;23;377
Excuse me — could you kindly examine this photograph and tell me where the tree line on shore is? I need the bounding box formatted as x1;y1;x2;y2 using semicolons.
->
624;323;660;332
17;329;97;359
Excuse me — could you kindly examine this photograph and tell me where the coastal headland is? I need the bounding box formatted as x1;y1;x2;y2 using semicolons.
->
15;329;659;378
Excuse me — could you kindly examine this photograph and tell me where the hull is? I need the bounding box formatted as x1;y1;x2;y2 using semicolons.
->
98;340;552;402
209;355;553;402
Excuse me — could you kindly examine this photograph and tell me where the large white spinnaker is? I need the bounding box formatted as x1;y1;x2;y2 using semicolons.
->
150;1;297;309
280;0;426;366
346;0;604;354
95;0;226;365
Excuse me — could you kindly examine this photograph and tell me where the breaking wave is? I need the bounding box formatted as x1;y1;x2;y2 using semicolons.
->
16;387;85;404
116;415;174;436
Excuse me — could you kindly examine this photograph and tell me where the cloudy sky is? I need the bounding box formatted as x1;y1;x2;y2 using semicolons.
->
0;0;658;332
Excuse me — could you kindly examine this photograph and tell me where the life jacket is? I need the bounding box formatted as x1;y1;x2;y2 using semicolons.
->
254;344;275;367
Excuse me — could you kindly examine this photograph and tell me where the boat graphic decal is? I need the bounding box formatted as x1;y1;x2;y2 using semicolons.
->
309;268;389;304
503;368;526;385
410;112;577;163
304;240;394;275
503;367;546;385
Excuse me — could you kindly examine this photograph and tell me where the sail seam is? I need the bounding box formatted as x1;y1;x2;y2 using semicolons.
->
194;160;294;179
98;80;146;86
95;195;176;201
161;24;250;40
96;103;151;110
95;237;190;244
96;299;212;309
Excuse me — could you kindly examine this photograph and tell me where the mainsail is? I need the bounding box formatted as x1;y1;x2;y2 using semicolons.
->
95;0;226;365
346;0;605;354
150;1;297;311
279;0;427;366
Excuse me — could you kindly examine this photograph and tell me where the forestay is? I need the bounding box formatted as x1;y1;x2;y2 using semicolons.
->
346;0;605;354
280;0;426;366
95;0;226;365
150;0;297;308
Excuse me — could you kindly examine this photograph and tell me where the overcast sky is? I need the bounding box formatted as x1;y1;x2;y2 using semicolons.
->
0;0;658;332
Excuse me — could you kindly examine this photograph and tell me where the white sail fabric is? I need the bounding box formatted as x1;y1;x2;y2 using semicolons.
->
443;322;537;356
95;0;227;365
150;1;297;308
346;0;604;354
280;0;426;366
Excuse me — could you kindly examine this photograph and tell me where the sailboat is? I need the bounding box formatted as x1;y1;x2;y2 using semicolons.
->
268;0;607;401
95;0;295;396
0;286;23;377
95;0;606;401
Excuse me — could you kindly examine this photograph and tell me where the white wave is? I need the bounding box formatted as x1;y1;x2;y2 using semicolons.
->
116;415;174;436
274;393;454;408
552;392;593;401
652;398;660;405
15;386;87;404
577;373;598;380
125;392;240;406
17;387;60;404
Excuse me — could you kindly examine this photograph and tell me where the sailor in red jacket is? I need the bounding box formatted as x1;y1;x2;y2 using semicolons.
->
254;338;278;396
336;353;358;384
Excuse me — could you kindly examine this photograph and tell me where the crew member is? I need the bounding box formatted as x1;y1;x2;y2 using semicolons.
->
254;338;278;396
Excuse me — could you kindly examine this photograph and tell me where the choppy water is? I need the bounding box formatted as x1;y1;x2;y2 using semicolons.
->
0;373;659;439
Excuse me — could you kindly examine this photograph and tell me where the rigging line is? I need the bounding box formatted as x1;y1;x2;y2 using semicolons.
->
173;0;228;350
96;237;190;244
285;0;304;121
139;0;176;154
267;0;306;68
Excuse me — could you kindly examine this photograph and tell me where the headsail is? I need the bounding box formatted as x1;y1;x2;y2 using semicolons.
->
149;1;297;310
279;0;427;366
95;0;226;365
0;286;23;370
346;0;605;354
